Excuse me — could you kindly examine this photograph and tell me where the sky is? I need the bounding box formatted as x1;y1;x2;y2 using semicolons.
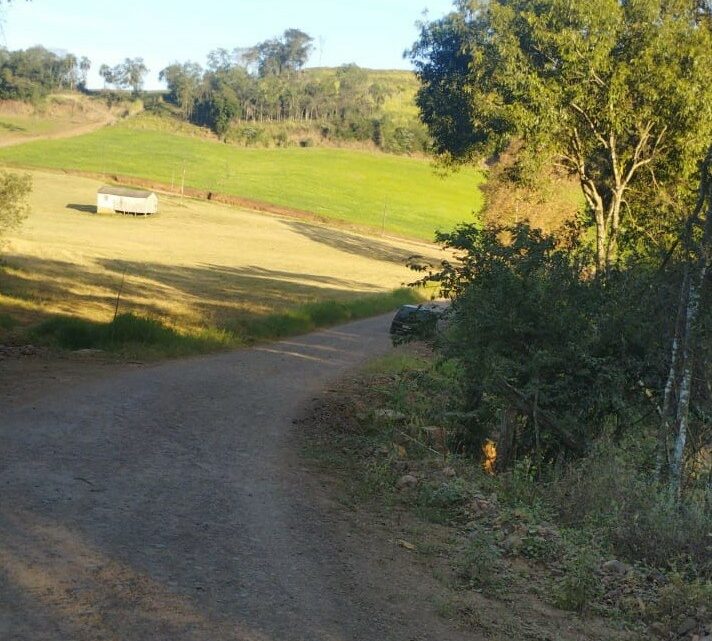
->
0;0;456;90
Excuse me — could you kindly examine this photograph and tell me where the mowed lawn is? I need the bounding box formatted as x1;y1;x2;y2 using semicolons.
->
0;122;484;240
0;171;441;340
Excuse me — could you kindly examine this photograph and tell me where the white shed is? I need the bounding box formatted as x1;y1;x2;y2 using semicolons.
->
97;186;158;215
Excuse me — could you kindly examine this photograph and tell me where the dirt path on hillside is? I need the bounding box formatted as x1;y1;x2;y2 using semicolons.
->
0;316;476;641
0;114;116;148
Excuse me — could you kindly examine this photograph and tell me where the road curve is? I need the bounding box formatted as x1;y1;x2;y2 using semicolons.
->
0;315;469;641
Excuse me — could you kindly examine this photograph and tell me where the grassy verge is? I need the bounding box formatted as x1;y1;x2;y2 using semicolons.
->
300;345;712;641
234;288;422;341
0;120;483;240
26;287;422;359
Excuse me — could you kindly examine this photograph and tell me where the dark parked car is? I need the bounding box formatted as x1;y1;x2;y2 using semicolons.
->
389;304;445;344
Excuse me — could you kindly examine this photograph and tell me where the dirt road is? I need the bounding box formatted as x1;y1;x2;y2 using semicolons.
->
0;316;472;641
0;115;116;148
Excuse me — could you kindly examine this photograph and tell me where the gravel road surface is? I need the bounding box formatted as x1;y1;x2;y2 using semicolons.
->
0;315;471;641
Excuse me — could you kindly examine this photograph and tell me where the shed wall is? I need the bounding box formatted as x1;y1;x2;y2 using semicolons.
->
96;193;158;214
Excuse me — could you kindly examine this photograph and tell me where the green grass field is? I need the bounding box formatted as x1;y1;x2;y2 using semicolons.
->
0;120;484;240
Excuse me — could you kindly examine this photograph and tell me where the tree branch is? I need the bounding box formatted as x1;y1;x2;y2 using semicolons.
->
570;101;608;149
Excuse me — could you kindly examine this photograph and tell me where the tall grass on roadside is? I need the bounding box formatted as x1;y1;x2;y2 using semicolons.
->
234;287;422;341
29;287;423;357
31;313;235;358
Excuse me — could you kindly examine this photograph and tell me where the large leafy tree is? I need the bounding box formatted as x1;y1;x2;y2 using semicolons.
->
409;0;712;272
159;62;203;118
251;28;313;78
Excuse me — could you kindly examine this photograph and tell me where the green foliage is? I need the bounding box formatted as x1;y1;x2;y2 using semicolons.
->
159;62;202;118
418;221;708;467
227;123;269;146
416;478;472;523
0;46;85;99
236;288;422;341
497;457;551;515
409;0;712;269
647;574;712;630
0;312;17;330
355;458;398;501
160;32;427;152
0;170;32;240
99;58;148;94
554;546;602;612
458;527;506;591
248;28;314;77
549;443;712;574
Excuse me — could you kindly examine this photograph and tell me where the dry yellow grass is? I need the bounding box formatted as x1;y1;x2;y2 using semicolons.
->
0;170;440;333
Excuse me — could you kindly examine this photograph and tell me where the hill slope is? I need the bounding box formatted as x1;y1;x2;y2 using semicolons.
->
0;120;484;240
0;94;138;146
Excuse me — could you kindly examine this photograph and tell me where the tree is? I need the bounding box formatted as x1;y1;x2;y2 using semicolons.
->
251;28;313;77
122;57;148;95
99;63;114;89
0;170;32;242
78;56;91;89
100;58;148;94
206;48;233;73
159;62;203;118
63;53;78;90
409;0;712;273
0;46;83;99
661;147;712;495
281;28;313;72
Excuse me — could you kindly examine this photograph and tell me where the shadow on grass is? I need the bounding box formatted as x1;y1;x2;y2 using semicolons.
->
0;121;26;133
66;203;97;214
285;220;436;266
1;254;421;356
30;313;233;357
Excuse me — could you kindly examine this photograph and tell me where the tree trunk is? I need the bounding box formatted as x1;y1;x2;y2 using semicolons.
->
595;206;607;275
606;192;623;268
657;268;689;477
667;148;712;497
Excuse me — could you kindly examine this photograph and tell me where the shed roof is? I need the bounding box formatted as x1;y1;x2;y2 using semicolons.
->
98;186;155;199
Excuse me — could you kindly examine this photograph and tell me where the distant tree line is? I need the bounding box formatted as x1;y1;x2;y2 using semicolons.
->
0;46;90;100
0;33;428;154
159;29;429;152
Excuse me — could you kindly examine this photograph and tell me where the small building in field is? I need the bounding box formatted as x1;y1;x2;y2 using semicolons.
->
97;186;158;215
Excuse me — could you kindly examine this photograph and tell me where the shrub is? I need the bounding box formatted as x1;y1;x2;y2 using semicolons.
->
416;479;472;524
549;443;712;575
0;313;18;330
554;545;601;612
647;574;712;631
458;527;506;591
416;222;702;472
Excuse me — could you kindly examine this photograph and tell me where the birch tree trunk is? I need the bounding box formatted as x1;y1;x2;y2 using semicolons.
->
666;147;712;497
657;268;689;477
